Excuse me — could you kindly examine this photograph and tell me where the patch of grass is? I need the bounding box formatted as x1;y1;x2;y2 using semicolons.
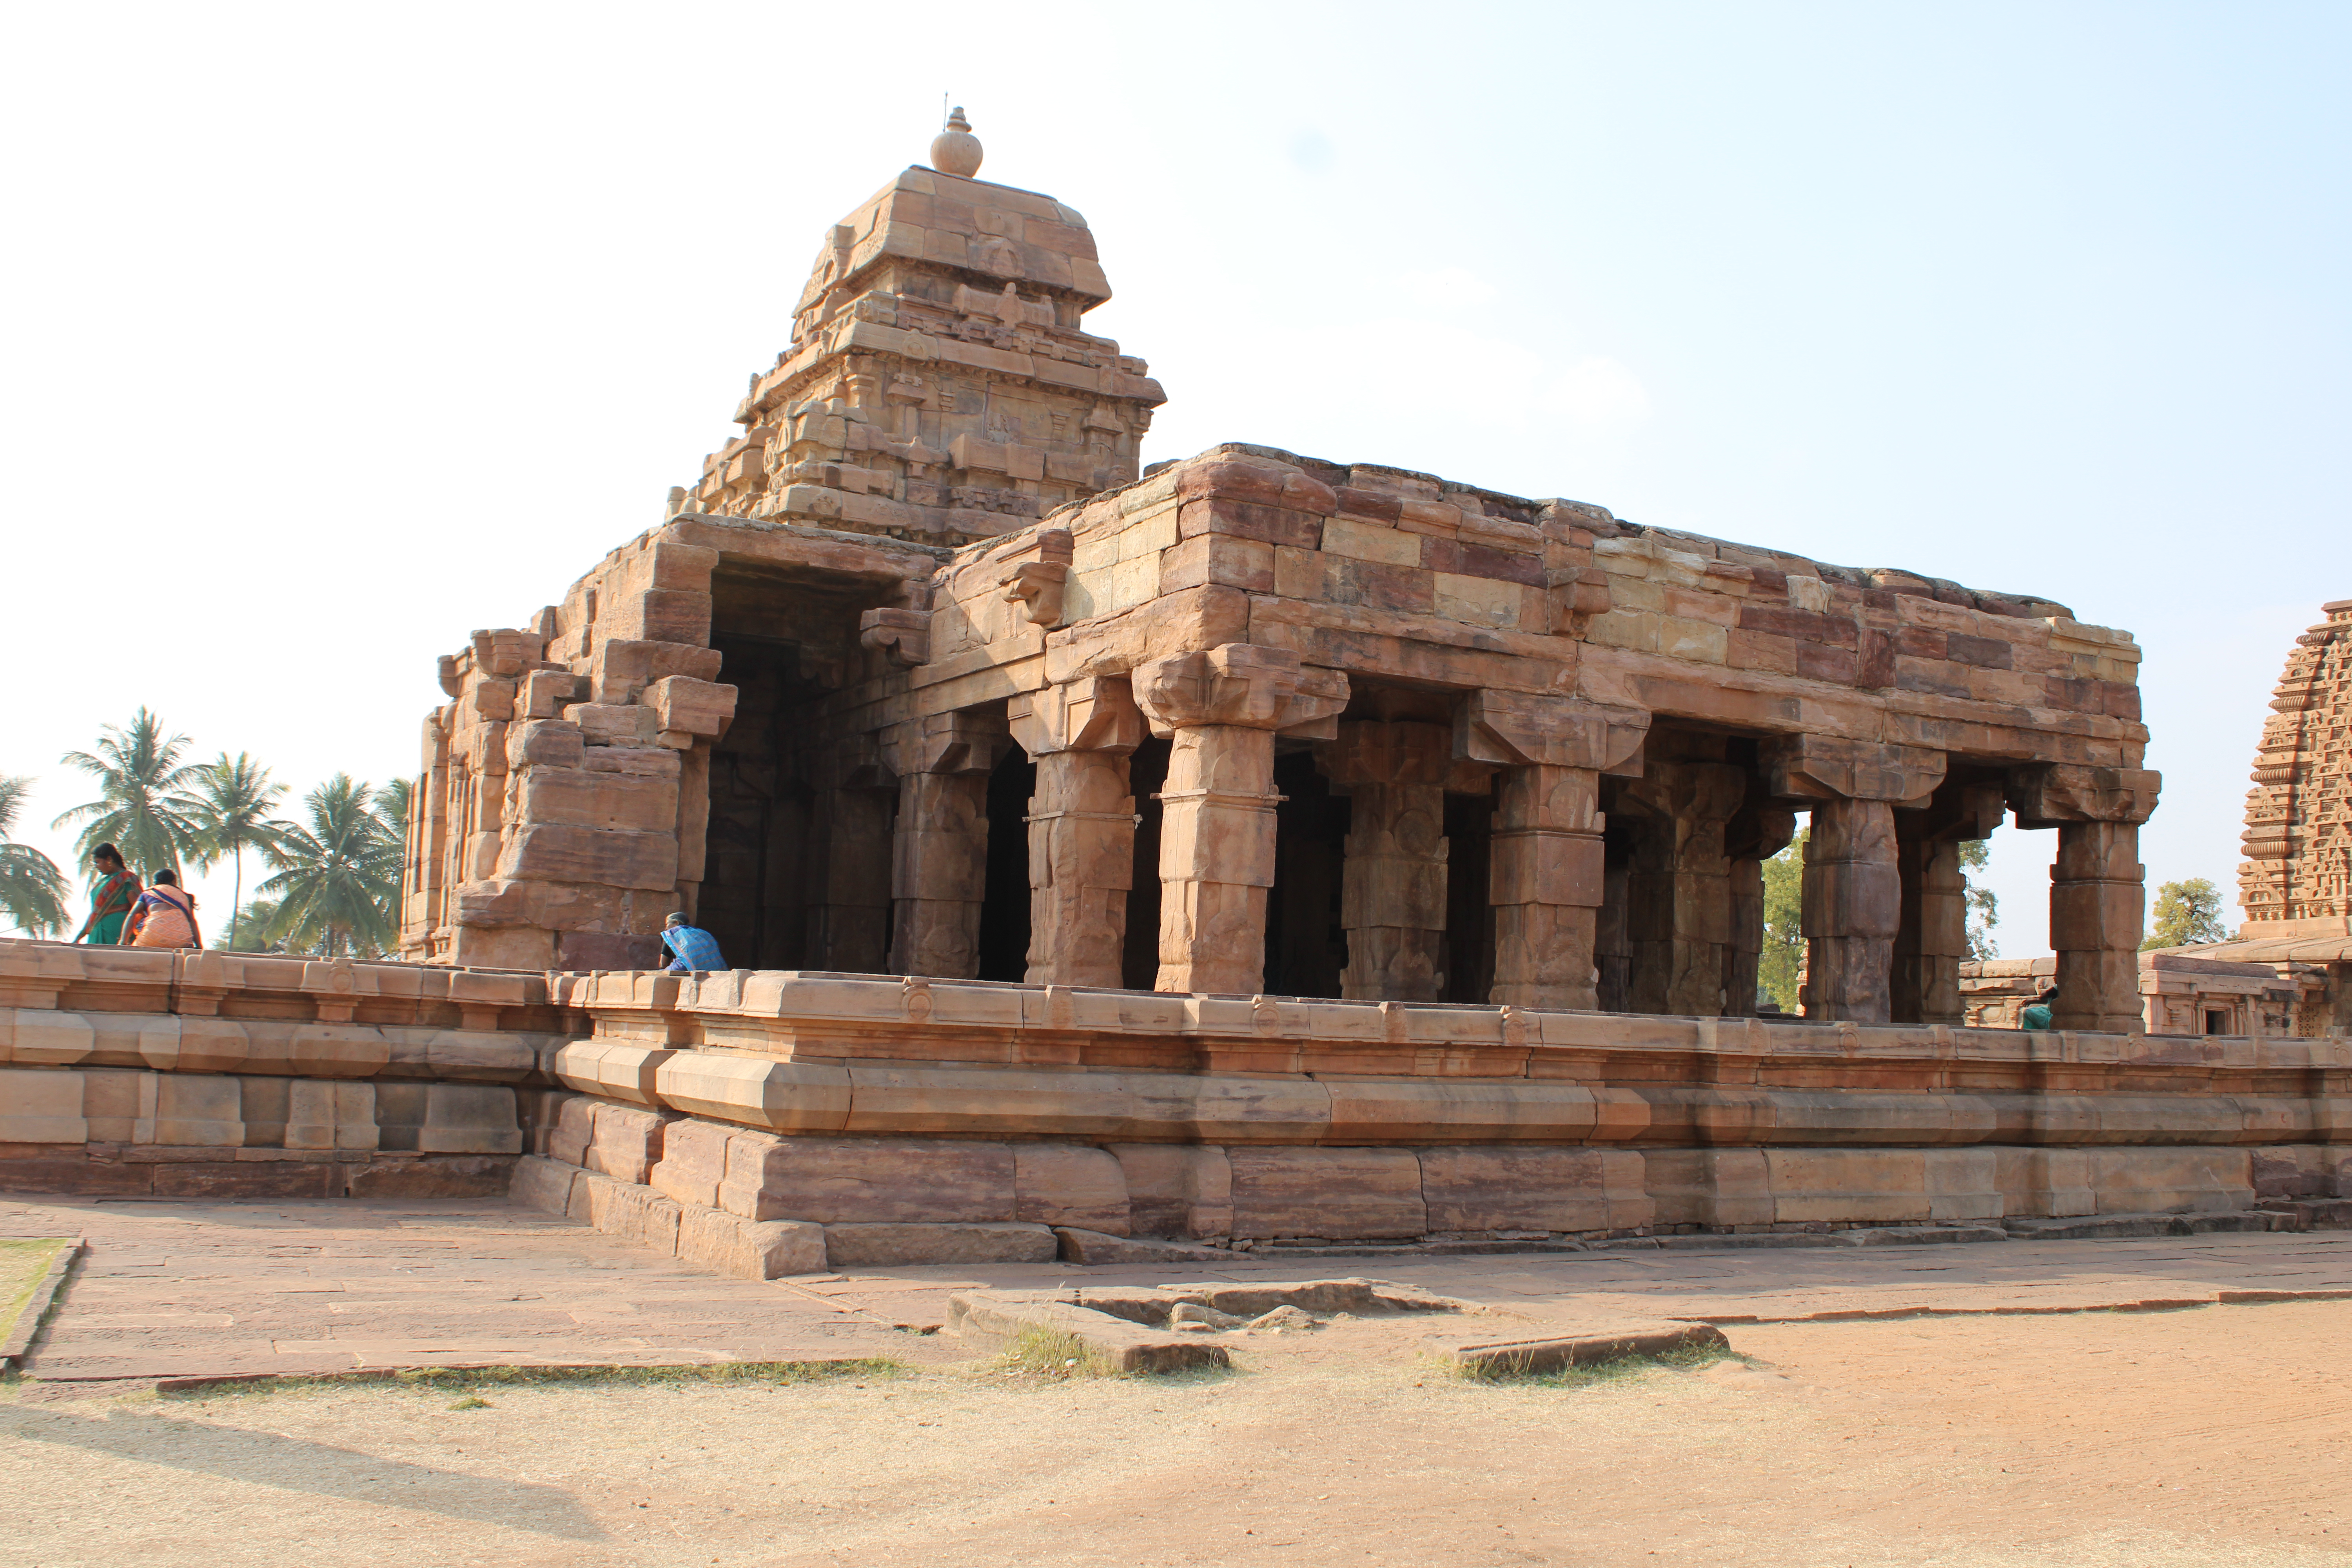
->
995;1326;1120;1380
447;1396;492;1410
159;1358;906;1401
1451;1342;1740;1388
0;1239;71;1348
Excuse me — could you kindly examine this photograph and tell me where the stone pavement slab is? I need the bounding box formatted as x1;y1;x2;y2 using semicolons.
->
793;1230;2352;1332
0;1196;937;1383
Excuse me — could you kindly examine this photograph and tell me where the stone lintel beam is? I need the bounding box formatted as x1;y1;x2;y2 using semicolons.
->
2006;764;2162;829
1319;721;1453;1003
1133;645;1350;996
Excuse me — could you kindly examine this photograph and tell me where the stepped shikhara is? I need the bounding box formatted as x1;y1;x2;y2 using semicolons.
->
677;109;1163;546
2241;600;2352;935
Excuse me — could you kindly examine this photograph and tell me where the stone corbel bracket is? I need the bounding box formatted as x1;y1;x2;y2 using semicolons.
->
1132;644;1350;737
997;526;1074;628
1765;735;1948;805
882;708;1014;777
1007;675;1146;756
1454;690;1650;774
859;606;931;668
2007;764;2162;828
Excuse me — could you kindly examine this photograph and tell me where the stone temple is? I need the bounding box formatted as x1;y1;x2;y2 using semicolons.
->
39;117;2350;1267
396;115;2162;1036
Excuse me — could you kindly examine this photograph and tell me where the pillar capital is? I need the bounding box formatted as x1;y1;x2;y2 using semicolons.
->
1007;675;1145;757
881;708;1013;778
2008;764;2161;827
1454;690;1649;773
1765;735;1946;804
1133;644;1349;738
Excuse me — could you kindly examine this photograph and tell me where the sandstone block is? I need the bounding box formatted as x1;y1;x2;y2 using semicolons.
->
1766;1149;1930;1224
648;1116;732;1209
548;1094;596;1166
507;719;586;769
2085;1147;2252;1215
283;1080;378;1151
719;1135;1015;1224
947;1289;1229;1374
1107;1143;1232;1238
1227;1147;1426;1240
644;675;737;738
825;1221;1057;1268
79;1067;149;1142
1418;1147;1650;1234
654;1053;851;1133
1013;1144;1129;1234
0;1009;95;1067
1052;1228;1234;1264
497;823;678;892
0;1068;85;1145
677;1207;827;1279
512;768;680;833
583;1102;681;1183
149;1073;243;1147
1642;1148;1773;1228
510;1152;581;1215
344;1154;515;1198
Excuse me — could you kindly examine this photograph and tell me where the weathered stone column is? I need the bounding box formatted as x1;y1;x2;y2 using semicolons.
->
1320;721;1452;1002
881;710;1012;978
1724;804;1798;1016
1455;691;1651;1011
2012;765;2162;1033
1892;783;2004;1025
1768;737;1948;1023
1009;677;1147;988
1133;645;1348;995
808;735;896;974
1642;760;1749;1016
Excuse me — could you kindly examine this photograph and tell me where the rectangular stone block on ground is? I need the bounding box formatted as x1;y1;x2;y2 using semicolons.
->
2086;1147;2254;1215
648;1116;733;1209
677;1207;827;1279
1013;1144;1129;1234
510;1152;581;1216
1765;1149;1932;1225
583;1101;679;1183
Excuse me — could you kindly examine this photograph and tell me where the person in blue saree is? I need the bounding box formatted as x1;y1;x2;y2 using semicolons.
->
660;912;726;972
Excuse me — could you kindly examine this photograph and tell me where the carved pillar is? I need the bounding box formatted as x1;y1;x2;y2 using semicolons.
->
881;710;1013;978
1725;805;1798;1017
1133;645;1348;995
1893;783;2004;1024
1768;737;1949;1023
1455;691;1651;1011
1630;760;1748;1016
2011;766;2162;1033
1009;677;1146;988
1320;721;1452;1002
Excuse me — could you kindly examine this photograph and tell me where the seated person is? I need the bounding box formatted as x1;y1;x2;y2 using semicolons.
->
660;911;726;972
2019;988;2058;1031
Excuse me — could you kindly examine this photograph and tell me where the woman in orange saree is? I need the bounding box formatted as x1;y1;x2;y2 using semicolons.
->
124;868;202;949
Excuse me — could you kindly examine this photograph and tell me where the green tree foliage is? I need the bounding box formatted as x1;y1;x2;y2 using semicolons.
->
1959;838;1999;960
374;777;414;843
252;775;402;958
1758;826;1806;1012
2142;877;2231;949
0;776;70;936
53;708;205;879
185;753;292;952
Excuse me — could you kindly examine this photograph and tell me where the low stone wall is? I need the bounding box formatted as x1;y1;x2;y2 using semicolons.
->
7;941;2350;1254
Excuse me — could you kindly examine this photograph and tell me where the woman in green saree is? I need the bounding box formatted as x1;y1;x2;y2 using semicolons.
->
72;844;141;946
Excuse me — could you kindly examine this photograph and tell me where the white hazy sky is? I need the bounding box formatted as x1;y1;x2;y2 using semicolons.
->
3;1;2346;956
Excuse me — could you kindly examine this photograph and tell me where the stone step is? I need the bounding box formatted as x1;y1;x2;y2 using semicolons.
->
2002;1211;2271;1241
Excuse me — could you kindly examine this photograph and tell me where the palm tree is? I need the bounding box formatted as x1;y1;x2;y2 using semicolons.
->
253;775;402;957
375;776;415;844
185;753;292;952
0;776;71;936
54;708;205;880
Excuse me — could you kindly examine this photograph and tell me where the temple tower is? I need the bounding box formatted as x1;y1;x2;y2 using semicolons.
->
678;109;1166;546
2240;600;2352;936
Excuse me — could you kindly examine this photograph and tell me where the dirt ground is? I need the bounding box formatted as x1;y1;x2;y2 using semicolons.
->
7;1299;2351;1568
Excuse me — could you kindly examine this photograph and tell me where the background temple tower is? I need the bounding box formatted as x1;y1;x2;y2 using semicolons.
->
2240;599;2352;936
677;111;1165;546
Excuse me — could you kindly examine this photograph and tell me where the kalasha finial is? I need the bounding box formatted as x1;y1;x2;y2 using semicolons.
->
931;105;982;178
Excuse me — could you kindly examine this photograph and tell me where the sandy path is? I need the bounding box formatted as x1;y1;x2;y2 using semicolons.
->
7;1300;2352;1568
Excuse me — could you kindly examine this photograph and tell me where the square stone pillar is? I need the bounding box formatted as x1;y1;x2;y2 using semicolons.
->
881;710;1012;979
1892;782;2002;1025
1320;721;1453;1002
2011;766;2161;1034
1768;736;1949;1024
1010;678;1147;989
1455;691;1651;1011
1621;759;1748;1016
1134;645;1349;996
